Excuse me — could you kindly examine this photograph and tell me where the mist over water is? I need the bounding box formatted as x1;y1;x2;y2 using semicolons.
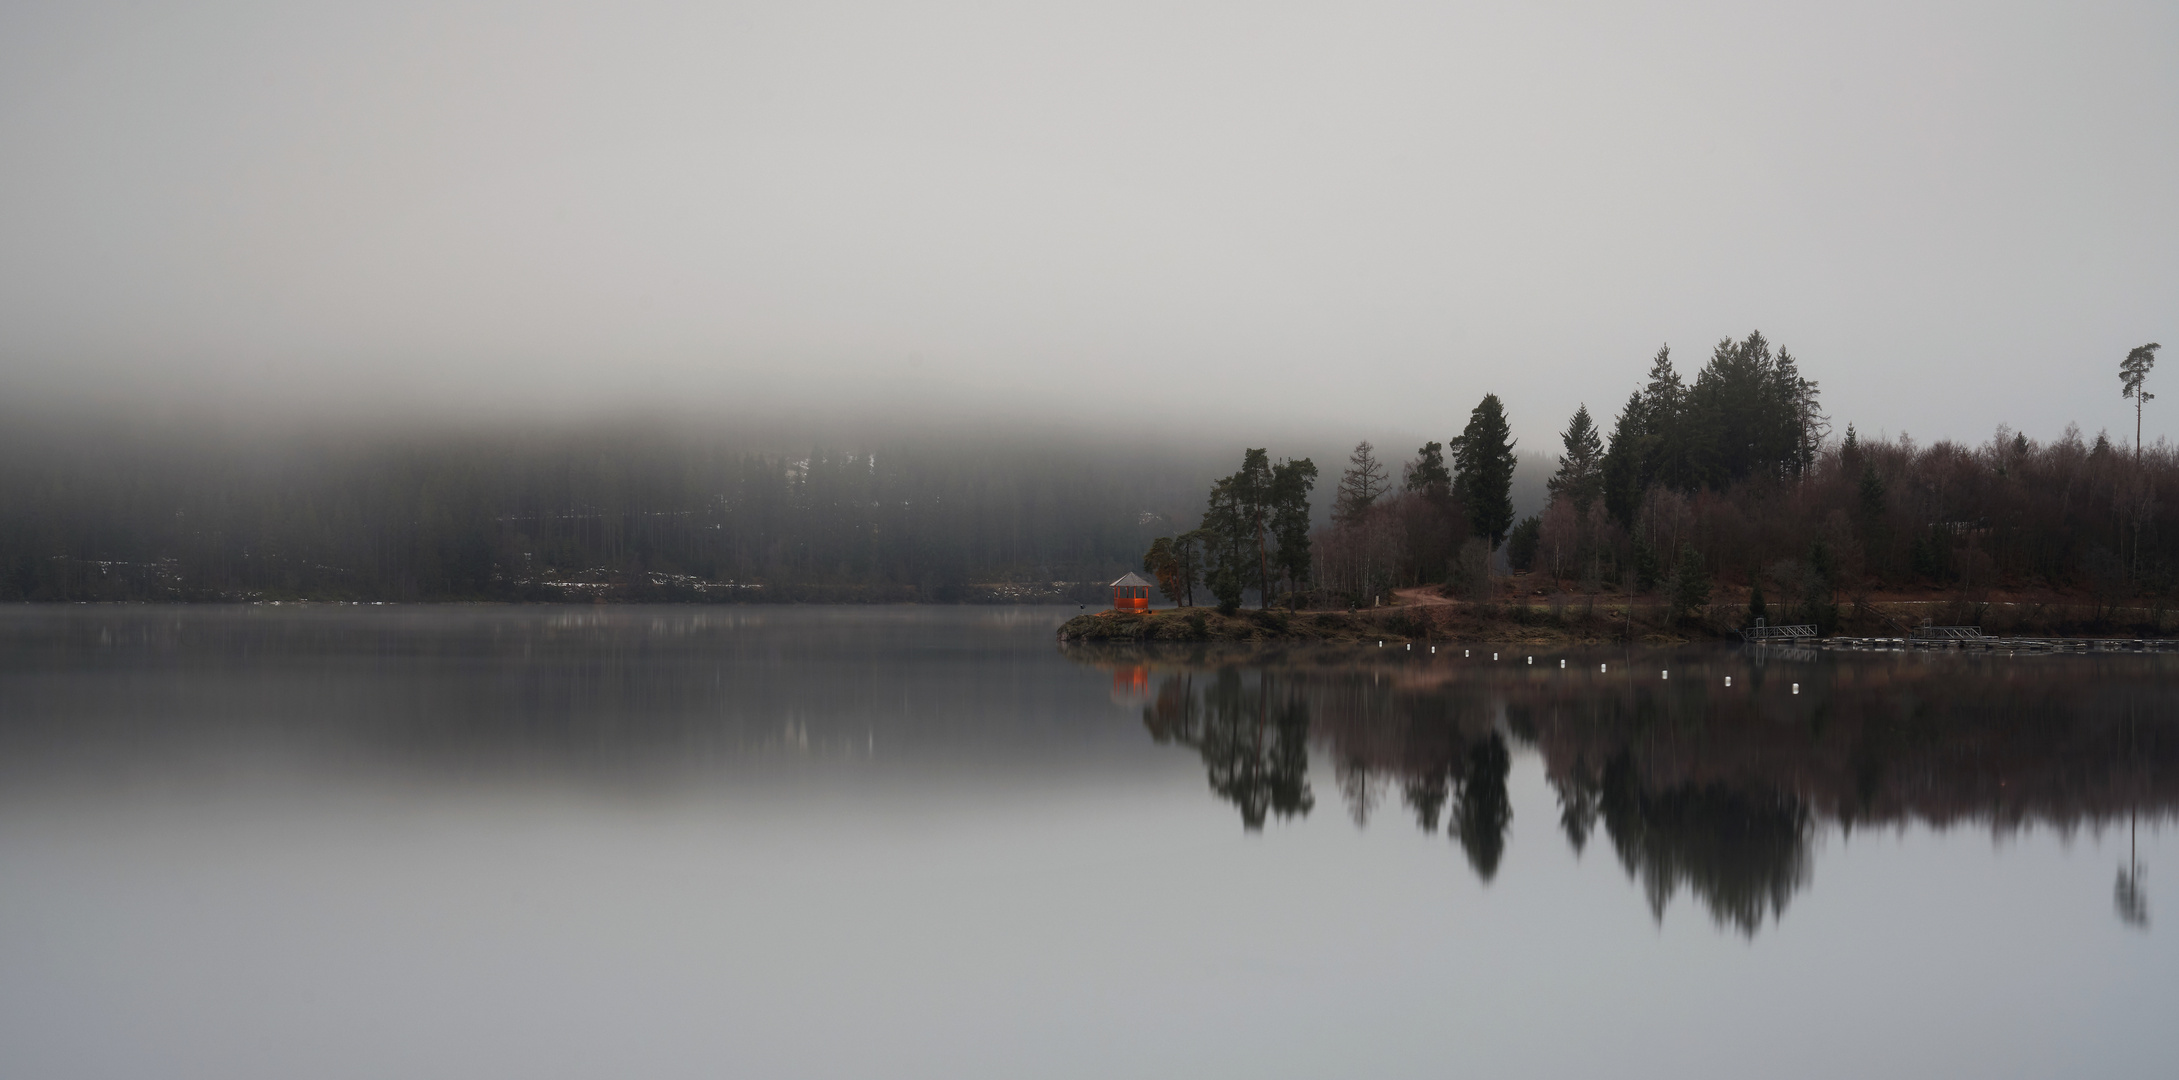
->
5;2;2178;1073
1;606;2170;1078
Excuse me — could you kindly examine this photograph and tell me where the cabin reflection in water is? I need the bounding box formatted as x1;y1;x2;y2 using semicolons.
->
1101;646;2179;936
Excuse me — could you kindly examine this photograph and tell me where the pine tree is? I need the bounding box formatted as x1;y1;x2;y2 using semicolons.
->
1270;458;1318;608
1601;391;1647;528
1232;449;1275;607
1547;404;1605;512
1199;475;1248;612
1452;394;1517;549
1173;530;1205;606
2121;343;2161;459
1858;463;1891;580
1404;441;1451;498
1334;441;1389;526
1640;346;1692;491
1686;332;1823;486
1505;514;1543;571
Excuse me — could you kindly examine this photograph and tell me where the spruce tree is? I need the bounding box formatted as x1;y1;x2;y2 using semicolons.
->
1858;464;1890;578
1199;475;1248;611
1547;404;1605;512
1505;515;1543;572
1640;346;1692;491
1232;449;1275;607
1452;394;1517;549
1270;457;1318;609
1601;391;1647;528
1688;331;1822;485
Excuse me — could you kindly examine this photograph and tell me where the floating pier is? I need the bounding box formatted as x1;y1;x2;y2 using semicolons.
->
1817;634;2178;652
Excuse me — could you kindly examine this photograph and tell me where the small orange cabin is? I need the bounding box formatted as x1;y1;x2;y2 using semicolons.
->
1110;572;1153;613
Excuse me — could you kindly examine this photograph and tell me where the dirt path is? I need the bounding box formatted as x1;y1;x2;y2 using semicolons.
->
1393;586;1456;606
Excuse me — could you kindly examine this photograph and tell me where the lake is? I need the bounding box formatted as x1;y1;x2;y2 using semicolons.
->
0;605;2171;1079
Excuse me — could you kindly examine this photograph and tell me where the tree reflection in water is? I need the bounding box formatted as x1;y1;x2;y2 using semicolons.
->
1109;643;2179;935
2116;813;2148;929
1596;752;1809;934
1143;670;1313;831
1452;733;1513;881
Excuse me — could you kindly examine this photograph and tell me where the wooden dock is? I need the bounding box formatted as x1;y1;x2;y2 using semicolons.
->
1739;621;2179;652
1805;633;2179;652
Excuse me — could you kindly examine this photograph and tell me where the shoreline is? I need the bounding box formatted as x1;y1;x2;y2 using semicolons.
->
1058;596;2179;645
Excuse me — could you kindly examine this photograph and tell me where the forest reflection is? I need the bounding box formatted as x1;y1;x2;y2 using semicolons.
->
1094;644;2179;935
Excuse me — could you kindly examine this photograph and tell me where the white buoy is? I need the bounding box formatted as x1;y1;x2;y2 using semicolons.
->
1662;670;1669;680
1560;659;1566;669
1493;652;1499;661
1527;656;1533;665
1600;663;1608;673
1406;643;1411;651
1378;641;1383;647
1465;650;1470;658
1792;683;1800;695
1724;676;1732;687
1430;646;1436;654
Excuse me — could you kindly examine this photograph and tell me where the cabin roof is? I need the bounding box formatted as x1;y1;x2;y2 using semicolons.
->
1109;572;1153;588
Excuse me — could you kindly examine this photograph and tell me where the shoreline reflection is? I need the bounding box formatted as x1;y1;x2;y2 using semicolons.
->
1087;643;2177;934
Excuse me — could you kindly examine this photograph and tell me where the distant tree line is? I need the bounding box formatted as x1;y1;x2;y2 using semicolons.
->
9;336;2169;611
0;423;1204;602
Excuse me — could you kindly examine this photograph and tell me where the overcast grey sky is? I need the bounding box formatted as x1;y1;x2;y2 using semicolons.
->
1;0;2172;447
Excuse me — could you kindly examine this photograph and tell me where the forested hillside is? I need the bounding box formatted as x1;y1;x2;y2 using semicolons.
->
0;419;1219;602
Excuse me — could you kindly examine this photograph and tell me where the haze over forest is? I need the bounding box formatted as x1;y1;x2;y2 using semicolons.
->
1;2;2173;603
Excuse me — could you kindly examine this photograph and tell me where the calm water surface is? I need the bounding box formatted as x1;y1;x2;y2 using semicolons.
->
1;606;2171;1078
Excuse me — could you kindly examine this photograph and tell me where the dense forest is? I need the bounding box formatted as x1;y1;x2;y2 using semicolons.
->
1147;333;2176;625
